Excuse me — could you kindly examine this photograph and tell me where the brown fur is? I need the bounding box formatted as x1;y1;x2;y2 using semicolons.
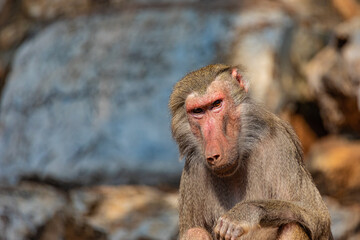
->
169;64;332;240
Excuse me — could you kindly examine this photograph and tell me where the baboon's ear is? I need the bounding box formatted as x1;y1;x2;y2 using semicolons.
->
231;67;249;92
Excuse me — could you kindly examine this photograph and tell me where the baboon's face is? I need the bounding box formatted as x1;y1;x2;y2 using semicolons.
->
185;80;240;177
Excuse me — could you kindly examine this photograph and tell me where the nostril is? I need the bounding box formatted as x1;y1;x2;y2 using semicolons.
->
207;155;220;165
207;157;214;163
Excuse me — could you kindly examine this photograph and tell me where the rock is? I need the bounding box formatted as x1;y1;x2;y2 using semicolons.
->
324;197;360;239
280;101;328;156
0;182;66;240
0;183;178;240
349;233;360;240
304;18;360;135
339;18;360;110
0;0;5;11
0;18;29;50
0;0;11;26
69;185;178;240
37;211;108;240
285;26;329;101
280;109;318;155
307;136;360;204
280;0;341;24
230;6;294;112
305;42;360;134
22;0;91;21
332;0;360;20
1;12;190;186
0;59;8;87
231;4;333;112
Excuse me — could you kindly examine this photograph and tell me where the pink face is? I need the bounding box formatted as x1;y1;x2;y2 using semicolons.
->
185;80;241;177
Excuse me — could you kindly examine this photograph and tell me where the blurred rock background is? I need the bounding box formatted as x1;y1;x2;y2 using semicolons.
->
0;0;359;239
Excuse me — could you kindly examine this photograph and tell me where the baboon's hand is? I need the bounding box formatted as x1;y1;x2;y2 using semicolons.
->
214;204;261;240
214;216;249;240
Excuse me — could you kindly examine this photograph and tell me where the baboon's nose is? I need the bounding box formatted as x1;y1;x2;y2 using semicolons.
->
207;154;220;165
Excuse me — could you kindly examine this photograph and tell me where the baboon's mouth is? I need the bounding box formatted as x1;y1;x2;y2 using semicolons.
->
211;160;239;177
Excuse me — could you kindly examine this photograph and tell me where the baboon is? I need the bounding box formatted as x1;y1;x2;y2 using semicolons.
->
169;64;332;240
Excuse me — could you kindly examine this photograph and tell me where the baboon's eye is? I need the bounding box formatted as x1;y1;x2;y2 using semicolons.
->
212;99;222;108
192;108;204;114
